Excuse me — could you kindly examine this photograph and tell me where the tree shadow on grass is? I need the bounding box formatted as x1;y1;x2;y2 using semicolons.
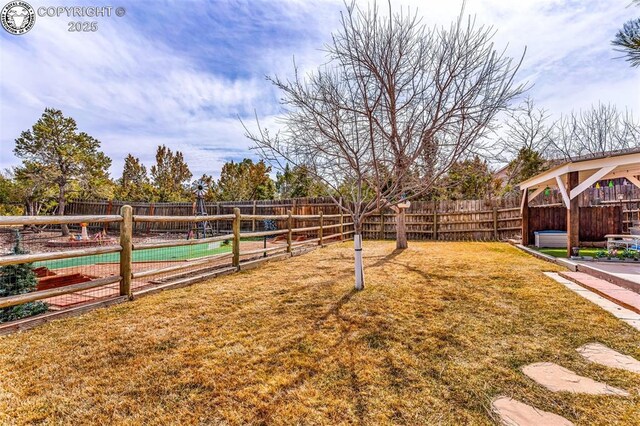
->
316;287;359;325
369;248;404;268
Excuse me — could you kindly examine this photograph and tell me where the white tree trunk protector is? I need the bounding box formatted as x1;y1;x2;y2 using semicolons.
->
354;234;365;290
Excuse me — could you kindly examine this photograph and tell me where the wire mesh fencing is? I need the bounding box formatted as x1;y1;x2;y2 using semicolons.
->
0;207;352;332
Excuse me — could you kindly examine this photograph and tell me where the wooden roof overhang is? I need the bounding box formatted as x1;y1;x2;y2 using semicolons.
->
518;151;640;211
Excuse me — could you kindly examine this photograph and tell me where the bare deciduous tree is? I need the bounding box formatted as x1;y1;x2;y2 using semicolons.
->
495;97;553;188
550;103;640;161
498;98;553;158
243;2;525;290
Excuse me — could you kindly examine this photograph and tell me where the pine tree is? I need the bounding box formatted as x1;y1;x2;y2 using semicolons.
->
150;145;192;202
612;2;640;68
14;108;112;235
0;231;48;323
116;154;155;201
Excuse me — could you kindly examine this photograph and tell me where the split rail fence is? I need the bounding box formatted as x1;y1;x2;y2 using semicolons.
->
0;206;354;333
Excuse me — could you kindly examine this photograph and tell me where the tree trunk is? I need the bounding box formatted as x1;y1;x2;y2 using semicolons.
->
396;208;408;249
354;232;365;290
58;185;69;236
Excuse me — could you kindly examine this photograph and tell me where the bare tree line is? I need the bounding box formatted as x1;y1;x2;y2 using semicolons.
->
495;98;640;168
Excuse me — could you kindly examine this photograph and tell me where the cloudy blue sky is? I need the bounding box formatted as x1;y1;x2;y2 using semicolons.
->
1;0;638;179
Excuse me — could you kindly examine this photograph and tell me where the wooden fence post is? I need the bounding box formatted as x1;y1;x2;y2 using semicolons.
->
287;210;293;253
433;208;438;241
233;208;241;268
493;207;498;241
252;200;257;232
379;211;384;240
319;211;324;246
119;205;132;298
104;199;113;233
339;209;344;241
147;202;155;234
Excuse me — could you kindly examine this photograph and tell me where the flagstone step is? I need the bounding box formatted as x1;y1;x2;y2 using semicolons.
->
577;343;640;373
522;362;629;396
558;271;640;314
492;396;574;426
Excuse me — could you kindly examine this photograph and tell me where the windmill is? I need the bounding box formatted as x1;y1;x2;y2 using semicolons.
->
189;179;214;239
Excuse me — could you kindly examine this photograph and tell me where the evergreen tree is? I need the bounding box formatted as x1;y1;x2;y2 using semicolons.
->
437;156;499;200
217;159;275;201
150;145;192;202
503;148;548;193
0;232;48;323
612;1;640;67
13;108;112;235
116;154;155;201
275;164;327;198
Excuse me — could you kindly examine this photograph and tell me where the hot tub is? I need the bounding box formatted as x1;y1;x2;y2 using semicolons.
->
534;230;567;248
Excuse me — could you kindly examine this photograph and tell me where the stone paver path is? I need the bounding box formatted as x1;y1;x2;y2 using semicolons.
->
493;273;640;425
559;271;640;314
577;343;640;373
522;362;629;396
492;397;574;426
544;272;640;330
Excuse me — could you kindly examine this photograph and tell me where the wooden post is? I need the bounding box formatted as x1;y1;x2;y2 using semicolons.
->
567;172;580;257
104;199;113;233
521;190;530;246
233;207;241;268
119;205;132;298
493;206;498;241
215;202;220;233
379;211;384;240
287;210;293;253
252;200;257;232
319;211;324;246
147;202;155;234
339;209;344;241
433;207;438;241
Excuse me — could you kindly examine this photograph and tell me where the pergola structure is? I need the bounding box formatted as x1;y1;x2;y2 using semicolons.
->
519;149;640;256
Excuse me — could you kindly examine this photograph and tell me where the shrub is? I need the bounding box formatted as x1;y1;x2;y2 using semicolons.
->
0;232;47;323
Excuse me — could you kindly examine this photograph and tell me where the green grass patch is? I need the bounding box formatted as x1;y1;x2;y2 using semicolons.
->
537;247;601;258
36;240;232;269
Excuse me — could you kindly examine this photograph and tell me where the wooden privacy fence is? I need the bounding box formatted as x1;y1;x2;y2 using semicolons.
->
361;198;522;241
60;185;640;242
525;205;622;243
0;207;354;330
67;197;523;241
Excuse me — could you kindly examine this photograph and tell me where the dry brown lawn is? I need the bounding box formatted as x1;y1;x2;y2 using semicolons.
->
0;242;639;425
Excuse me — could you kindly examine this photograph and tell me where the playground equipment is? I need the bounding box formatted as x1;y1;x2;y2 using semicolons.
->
188;179;214;239
46;222;115;247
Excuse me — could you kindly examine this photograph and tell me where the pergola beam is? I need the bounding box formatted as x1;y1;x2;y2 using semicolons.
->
556;176;571;209
519;151;640;190
528;186;547;203
569;165;616;199
624;174;640;189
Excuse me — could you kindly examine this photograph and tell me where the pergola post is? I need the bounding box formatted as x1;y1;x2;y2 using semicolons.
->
521;190;530;246
567;172;580;257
